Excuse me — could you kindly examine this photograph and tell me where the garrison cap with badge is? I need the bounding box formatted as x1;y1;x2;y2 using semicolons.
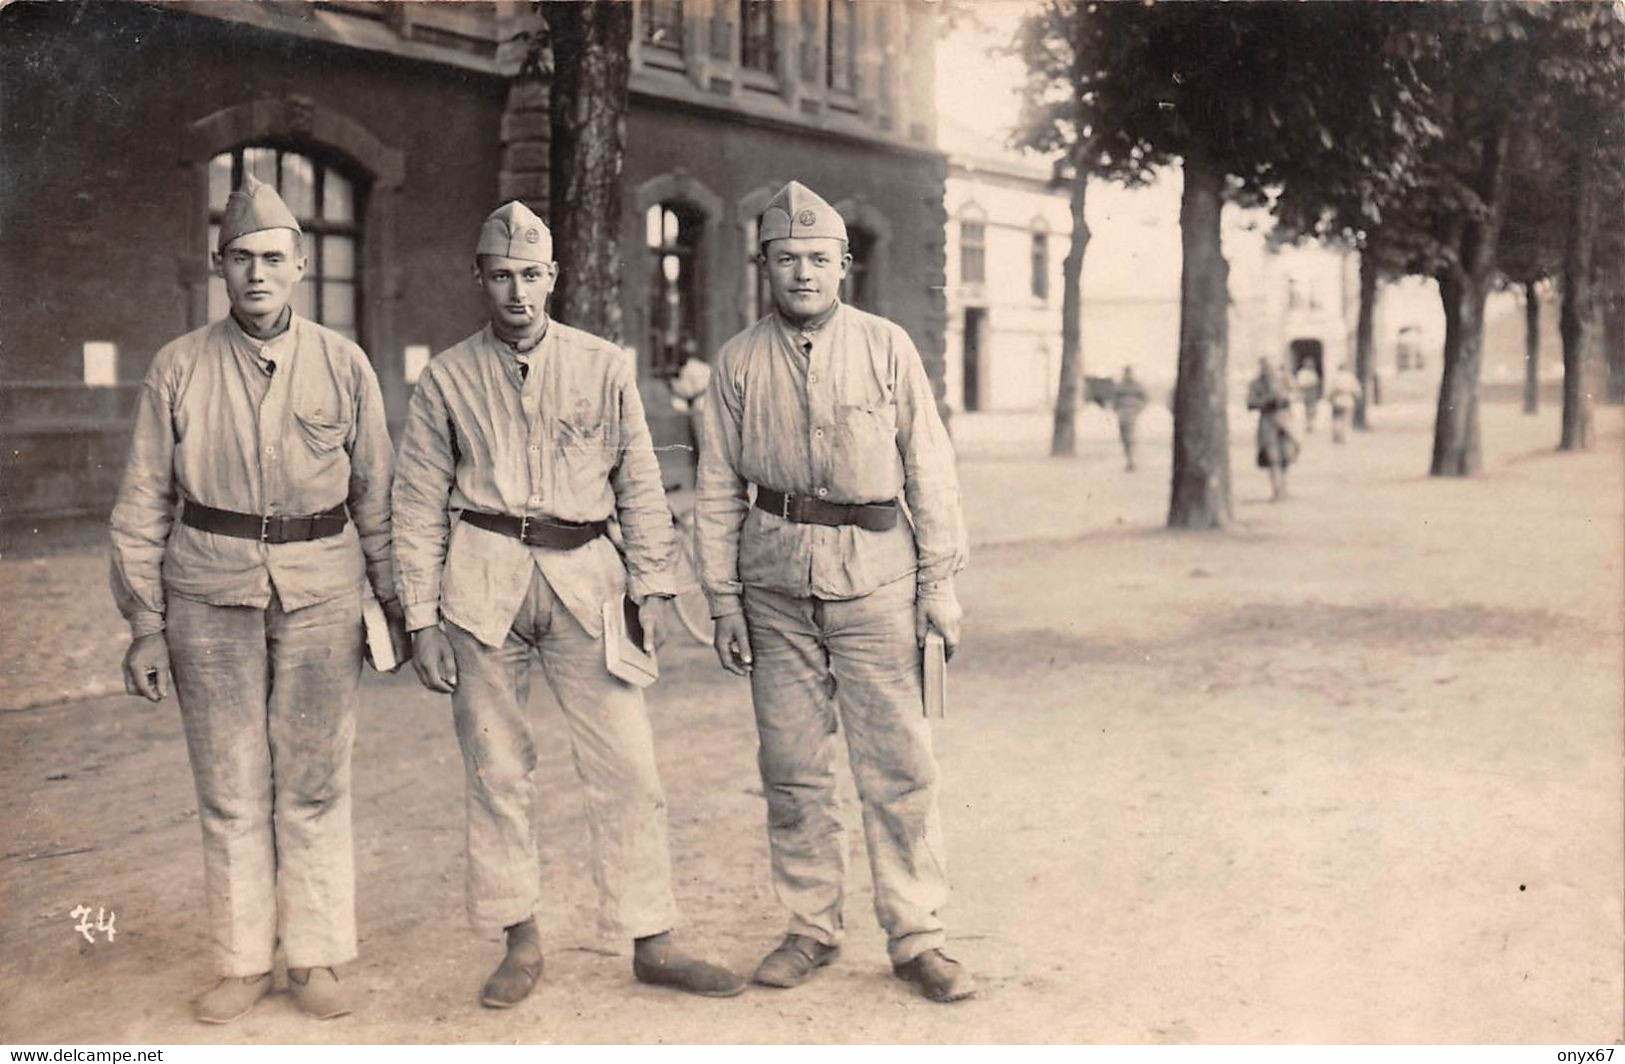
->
218;174;303;252
758;181;848;247
477;201;553;264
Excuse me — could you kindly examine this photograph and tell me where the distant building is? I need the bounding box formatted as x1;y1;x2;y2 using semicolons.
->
1;0;947;529
943;122;1074;413
941;136;1368;416
1229;231;1359;388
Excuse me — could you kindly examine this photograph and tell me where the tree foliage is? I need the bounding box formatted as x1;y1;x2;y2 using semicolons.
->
1013;1;1430;525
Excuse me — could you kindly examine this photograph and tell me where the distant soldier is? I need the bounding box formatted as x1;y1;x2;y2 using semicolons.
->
670;347;713;469
1295;362;1322;434
110;175;400;1023
1325;362;1362;444
1111;365;1148;472
391;202;743;1008
1248;358;1300;501
696;181;975;1002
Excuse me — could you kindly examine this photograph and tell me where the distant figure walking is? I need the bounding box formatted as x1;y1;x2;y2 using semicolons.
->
1325;362;1362;444
1111;365;1148;471
1248;359;1299;501
1295;362;1322;434
670;349;713;466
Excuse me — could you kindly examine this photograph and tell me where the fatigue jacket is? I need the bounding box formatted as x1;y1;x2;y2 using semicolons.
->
392;321;676;648
109;313;395;638
696;303;966;617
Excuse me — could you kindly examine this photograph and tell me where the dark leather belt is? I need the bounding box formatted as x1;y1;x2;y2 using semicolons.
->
460;509;608;550
182;500;348;544
754;486;898;532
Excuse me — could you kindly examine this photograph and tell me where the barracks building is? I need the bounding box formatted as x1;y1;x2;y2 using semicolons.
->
0;0;947;536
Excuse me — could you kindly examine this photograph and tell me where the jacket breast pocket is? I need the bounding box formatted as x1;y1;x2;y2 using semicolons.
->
832;400;899;500
293;407;352;454
554;418;615;497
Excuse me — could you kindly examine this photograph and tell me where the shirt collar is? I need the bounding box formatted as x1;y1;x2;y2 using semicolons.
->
226;308;296;372
776;300;841;338
230;305;292;343
492;315;550;358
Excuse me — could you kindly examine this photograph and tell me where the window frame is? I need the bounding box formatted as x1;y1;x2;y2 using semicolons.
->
826;0;858;98
1030;229;1050;302
842;227;875;311
207;144;365;343
959;218;987;287
738;0;778;76
639;0;687;72
646;201;705;378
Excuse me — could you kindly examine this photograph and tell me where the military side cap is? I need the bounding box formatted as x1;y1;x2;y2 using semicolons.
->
218;174;302;251
477;201;553;264
758;180;848;246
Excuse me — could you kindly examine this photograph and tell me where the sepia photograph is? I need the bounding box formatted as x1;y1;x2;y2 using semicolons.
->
0;0;1621;1050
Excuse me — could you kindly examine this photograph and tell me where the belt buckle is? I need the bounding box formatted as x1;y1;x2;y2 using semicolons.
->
519;514;533;545
259;514;273;543
778;492;794;520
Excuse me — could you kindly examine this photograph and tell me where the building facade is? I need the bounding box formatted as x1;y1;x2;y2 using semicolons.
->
943;142;1074;413
0;0;946;530
942;150;1379;416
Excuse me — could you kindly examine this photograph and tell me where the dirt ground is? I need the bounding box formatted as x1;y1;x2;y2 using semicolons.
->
1;397;1620;1045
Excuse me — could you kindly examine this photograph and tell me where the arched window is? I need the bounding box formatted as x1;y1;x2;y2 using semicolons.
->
842;227;875;310
743;216;773;322
207;145;364;341
833;197;890;315
646;202;704;377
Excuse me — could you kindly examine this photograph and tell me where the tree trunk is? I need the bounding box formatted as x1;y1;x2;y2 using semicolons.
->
1605;294;1625;405
1050;174;1090;457
1522;282;1540;415
1429;114;1509;478
1167;151;1231;529
544;1;634;344
1430;270;1489;476
1559;137;1596;451
1353;249;1377;431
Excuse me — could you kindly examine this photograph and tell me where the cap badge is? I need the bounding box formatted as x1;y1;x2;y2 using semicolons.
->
524;227;541;244
796;209;817;227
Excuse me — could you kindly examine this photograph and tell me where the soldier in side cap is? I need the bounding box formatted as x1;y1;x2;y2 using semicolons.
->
109;174;402;1023
694;180;975;1002
391;201;745;1007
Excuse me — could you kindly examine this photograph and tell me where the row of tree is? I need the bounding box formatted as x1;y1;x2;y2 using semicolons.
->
1013;1;1625;529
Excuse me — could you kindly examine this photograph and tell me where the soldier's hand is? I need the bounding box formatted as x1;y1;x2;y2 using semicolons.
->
712;613;753;676
380;597;413;667
637;597;665;655
916;594;963;662
123;632;172;702
411;627;459;693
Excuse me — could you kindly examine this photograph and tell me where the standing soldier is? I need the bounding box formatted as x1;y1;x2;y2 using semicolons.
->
695;181;975;1003
1294;361;1323;434
1111;365;1149;472
1325;361;1363;445
109;175;399;1024
391;202;744;1008
1248;357;1300;501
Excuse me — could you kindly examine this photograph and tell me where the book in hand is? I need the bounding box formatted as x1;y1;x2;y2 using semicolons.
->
362;590;412;673
603;594;660;688
922;631;948;720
